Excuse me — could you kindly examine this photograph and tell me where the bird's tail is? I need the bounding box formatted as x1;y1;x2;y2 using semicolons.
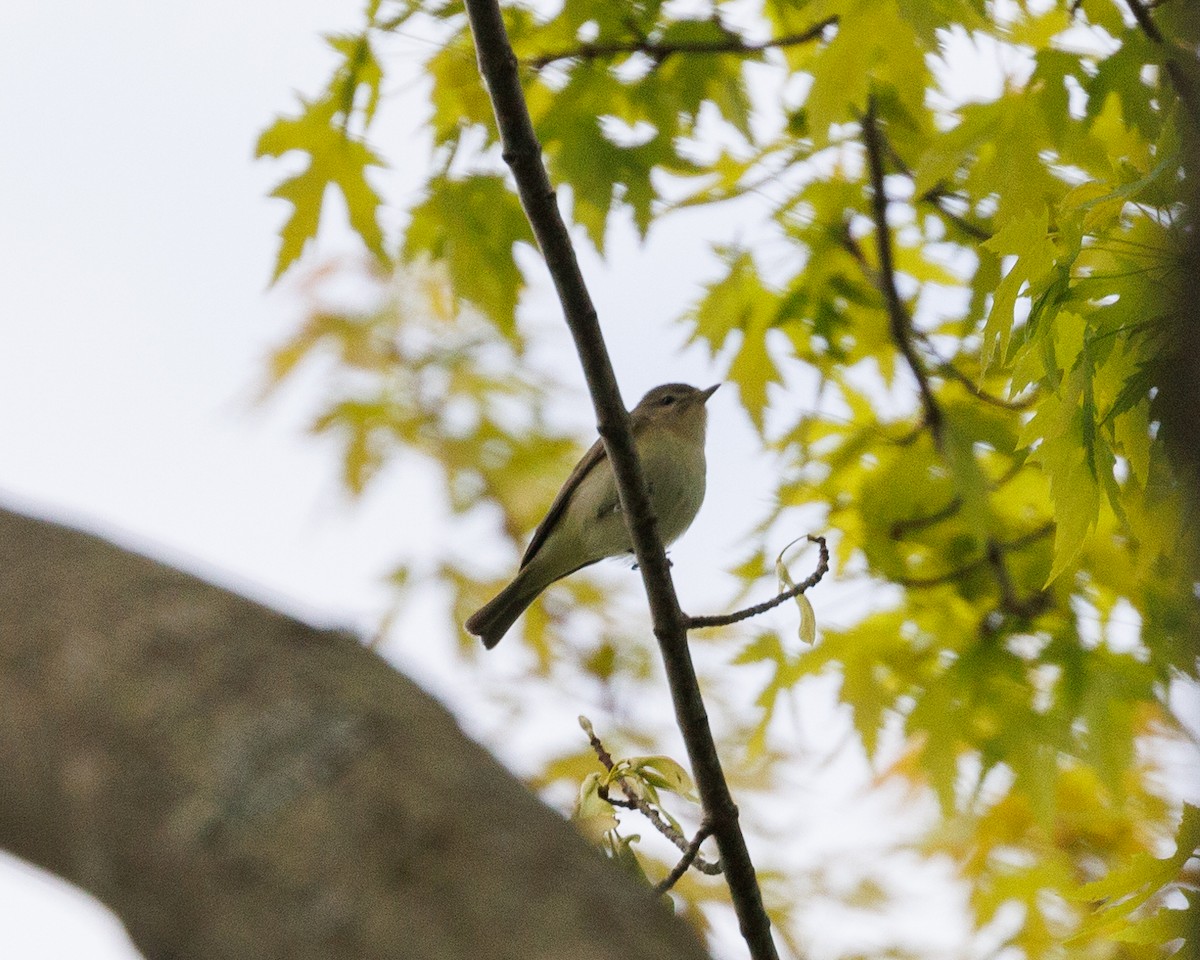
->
464;572;541;649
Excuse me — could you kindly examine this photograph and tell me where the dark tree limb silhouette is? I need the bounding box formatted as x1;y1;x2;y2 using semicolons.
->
0;505;711;960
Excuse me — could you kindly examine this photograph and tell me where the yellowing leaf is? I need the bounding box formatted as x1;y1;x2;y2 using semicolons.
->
629;755;696;799
1007;6;1070;48
574;773;619;840
775;537;817;644
1090;91;1153;175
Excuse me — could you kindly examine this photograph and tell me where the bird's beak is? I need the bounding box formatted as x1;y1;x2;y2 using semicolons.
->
700;383;720;403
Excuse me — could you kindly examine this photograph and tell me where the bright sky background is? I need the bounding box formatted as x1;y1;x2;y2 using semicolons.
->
2;3;1195;959
0;2;800;956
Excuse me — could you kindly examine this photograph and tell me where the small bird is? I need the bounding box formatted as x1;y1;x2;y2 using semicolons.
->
466;382;719;648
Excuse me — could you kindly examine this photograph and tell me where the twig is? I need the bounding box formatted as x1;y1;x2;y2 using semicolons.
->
526;18;836;69
890;498;963;539
687;536;828;629
890;421;927;447
861;97;944;445
583;721;723;875
889;459;1032;539
894;522;1055;589
1125;0;1164;43
919;186;992;241
584;718;618;769
1125;0;1200;128
932;359;1036;410
878;140;992;242
656;821;717;894
984;540;1050;619
460;2;779;956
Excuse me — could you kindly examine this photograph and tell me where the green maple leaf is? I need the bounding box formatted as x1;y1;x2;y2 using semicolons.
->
403;175;535;339
981;207;1059;367
257;94;387;281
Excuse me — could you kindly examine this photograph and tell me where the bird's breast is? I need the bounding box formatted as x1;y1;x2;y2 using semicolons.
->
637;429;707;545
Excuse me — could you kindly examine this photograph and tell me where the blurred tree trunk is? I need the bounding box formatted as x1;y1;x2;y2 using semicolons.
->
1151;132;1200;948
0;506;710;960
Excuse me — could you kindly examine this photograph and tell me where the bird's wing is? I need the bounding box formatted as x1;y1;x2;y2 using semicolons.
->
520;436;610;568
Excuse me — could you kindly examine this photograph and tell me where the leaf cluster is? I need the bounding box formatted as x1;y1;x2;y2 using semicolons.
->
259;0;1200;955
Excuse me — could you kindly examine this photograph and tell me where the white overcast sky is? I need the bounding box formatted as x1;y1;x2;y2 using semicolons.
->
0;2;802;956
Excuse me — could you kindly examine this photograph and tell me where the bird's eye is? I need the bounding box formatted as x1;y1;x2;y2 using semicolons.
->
660;395;676;406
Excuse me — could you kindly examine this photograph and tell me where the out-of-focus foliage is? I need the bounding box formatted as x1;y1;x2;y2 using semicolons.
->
260;0;1200;956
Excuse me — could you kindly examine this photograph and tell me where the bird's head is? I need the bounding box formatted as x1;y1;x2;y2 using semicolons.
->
631;382;720;440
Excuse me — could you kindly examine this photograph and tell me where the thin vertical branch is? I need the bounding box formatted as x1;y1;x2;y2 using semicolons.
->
459;1;781;957
861;98;944;445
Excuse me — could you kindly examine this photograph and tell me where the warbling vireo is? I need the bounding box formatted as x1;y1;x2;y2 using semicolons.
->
465;382;719;648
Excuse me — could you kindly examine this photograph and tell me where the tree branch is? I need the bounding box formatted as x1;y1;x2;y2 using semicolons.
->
460;2;781;956
583;722;722;876
890;497;963;539
1125;0;1200;128
918;185;992;241
861;97;944;445
840;226;1022;414
893;522;1055;589
1126;0;1164;43
984;538;1050;619
656;822;717;895
526;18;836;70
878;136;993;242
0;506;711;960
932;357;1036;410
686;536;828;630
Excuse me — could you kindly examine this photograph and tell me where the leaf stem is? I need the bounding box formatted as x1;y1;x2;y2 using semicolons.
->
893;522;1054;589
